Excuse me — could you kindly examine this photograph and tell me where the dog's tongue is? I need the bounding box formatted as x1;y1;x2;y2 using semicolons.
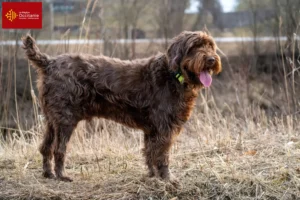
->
199;71;212;87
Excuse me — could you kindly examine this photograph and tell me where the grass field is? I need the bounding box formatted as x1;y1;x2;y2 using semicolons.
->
1;97;300;199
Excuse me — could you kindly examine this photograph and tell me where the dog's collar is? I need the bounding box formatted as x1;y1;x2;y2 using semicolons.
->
172;68;184;84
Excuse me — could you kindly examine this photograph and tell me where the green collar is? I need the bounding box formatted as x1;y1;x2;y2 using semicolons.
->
172;67;184;84
174;69;184;84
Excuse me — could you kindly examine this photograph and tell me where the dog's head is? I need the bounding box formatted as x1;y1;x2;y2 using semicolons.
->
167;31;221;87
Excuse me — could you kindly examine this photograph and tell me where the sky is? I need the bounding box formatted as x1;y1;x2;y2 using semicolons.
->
186;0;236;13
220;0;236;12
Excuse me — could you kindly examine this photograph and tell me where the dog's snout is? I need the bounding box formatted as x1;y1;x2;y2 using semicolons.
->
206;56;216;65
206;57;215;65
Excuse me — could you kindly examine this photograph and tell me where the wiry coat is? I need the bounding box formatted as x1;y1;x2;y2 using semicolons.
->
22;31;221;181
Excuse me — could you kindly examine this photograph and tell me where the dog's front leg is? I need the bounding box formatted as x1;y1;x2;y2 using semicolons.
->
143;132;174;180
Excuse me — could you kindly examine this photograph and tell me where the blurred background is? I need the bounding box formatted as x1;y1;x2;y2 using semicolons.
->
0;0;299;133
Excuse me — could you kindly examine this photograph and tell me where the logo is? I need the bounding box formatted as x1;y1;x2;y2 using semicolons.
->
5;9;18;22
2;2;42;29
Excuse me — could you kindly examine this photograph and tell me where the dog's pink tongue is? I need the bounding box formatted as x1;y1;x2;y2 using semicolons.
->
199;71;212;87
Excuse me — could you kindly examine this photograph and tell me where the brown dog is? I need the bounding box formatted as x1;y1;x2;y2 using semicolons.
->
22;31;221;182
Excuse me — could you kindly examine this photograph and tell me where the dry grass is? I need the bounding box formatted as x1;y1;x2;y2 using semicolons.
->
0;99;300;199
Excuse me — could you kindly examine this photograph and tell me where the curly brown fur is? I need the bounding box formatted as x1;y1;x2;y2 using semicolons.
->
22;31;221;182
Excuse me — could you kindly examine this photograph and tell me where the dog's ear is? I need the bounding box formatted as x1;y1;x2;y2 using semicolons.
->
167;32;191;72
202;26;210;35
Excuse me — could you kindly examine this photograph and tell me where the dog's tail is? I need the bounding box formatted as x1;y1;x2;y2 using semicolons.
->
22;34;50;71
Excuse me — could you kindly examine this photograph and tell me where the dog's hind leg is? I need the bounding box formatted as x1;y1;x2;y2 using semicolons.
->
39;122;56;179
54;124;76;182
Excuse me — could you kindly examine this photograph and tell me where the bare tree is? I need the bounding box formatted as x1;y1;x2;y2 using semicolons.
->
192;0;223;31
155;0;188;49
112;0;149;58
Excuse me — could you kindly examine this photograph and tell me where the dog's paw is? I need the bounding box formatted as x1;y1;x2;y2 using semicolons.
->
148;170;156;178
42;171;56;179
163;173;181;188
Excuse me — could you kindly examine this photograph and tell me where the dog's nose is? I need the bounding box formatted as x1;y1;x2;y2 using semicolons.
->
206;57;215;65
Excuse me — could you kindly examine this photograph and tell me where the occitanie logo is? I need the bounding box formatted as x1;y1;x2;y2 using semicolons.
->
2;2;42;29
5;9;18;22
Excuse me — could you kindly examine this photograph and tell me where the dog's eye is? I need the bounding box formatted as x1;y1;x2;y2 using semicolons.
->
187;43;203;55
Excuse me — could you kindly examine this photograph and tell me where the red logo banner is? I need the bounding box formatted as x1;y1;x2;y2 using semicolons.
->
2;2;42;29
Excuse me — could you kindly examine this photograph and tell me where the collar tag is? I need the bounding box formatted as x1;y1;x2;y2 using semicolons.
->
175;72;184;84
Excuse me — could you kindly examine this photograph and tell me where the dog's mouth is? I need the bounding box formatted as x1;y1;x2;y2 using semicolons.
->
199;70;212;87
